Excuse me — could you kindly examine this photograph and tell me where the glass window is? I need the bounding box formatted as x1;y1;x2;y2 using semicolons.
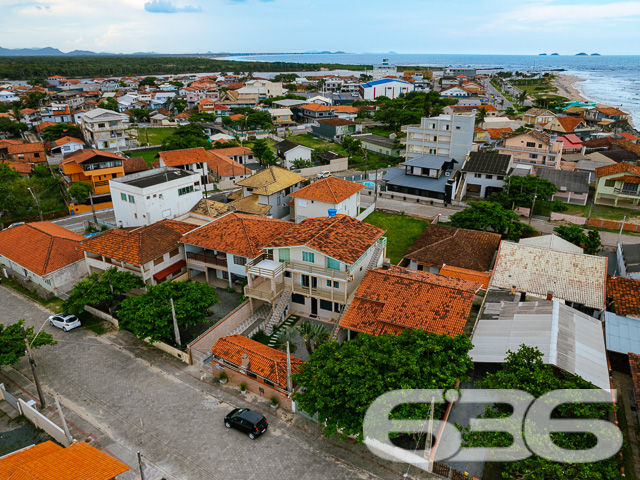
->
178;185;194;196
277;196;281;206
326;257;340;270
302;251;314;263
170;248;179;258
327;280;332;287
128;195;135;203
320;300;332;311
233;255;246;265
486;175;493;180
279;248;290;262
291;293;305;304
604;179;616;187
301;275;309;287
333;281;340;289
121;193;127;201
526;142;536;148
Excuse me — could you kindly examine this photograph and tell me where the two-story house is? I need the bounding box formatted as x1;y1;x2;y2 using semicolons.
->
213;146;254;165
584;106;629;125
51;136;85;156
543;116;593;139
522;108;556;126
402;113;475;162
458;151;513;198
594;162;640;207
78;108;129;150
297;103;335;124
273;140;313;168
268;108;296;127
311;118;358;141
288;176;365;223
497;130;563;169
81;219;196;285
7;142;47;166
158;147;210;187
39;104;73;124
61;149;124;195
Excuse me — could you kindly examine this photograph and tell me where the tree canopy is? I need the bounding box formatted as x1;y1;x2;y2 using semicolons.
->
251;139;277;166
117;281;218;343
0;117;28;137
494;175;557;210
554;225;602;255
99;97;119;112
293;329;474;442
68;181;93;203
40;123;83;142
161;124;212;151
449;200;536;240
374;91;458;130
1;319;56;366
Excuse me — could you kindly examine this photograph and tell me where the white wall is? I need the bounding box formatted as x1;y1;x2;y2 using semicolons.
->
294;193;359;223
283;146;313;169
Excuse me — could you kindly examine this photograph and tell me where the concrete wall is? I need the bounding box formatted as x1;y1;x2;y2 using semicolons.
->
18;399;71;447
549;212;587;224
84;305;119;328
144;337;190;364
294;193;359;222
50;260;88;295
294;157;348;178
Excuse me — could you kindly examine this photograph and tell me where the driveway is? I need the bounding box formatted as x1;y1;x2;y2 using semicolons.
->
51;208;116;233
0;286;438;480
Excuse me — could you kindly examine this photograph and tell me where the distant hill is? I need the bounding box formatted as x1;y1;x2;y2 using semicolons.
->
0;46;160;56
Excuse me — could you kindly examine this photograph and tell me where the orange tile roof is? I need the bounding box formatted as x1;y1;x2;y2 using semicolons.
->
62;149;123;165
3;161;33;174
122;156;150;174
206;151;250;177
228;113;244;121
614;138;640;156
213;146;252;157
438;265;491;289
0;442;63;478
181;213;294;258
403;224;502;272
7;142;45;155
339;266;481;336
158;147;209;167
549;116;586;132
595;162;640;178
607;275;640;317
54;136;84;147
3;441;130;480
289;176;364;204
0;139;23;148
620;132;639;142
0;222;85;276
300;103;332;112
211;335;303;387
268;214;385;265
81;219;196;265
597;106;627;117
484;127;512;140
332;105;357;114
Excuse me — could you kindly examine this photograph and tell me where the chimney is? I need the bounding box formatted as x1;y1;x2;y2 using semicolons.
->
546;291;554;301
241;353;250;372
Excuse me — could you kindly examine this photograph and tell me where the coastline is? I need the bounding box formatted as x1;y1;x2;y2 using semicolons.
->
551;74;590;102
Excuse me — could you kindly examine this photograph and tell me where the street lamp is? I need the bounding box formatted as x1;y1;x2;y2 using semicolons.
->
27;187;43;222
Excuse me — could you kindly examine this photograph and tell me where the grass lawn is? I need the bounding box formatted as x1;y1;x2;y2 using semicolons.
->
289;133;339;150
127;127;176;146
244;138;278;153
564;204;640;221
518;84;556;95
363;211;429;264
364;126;399;138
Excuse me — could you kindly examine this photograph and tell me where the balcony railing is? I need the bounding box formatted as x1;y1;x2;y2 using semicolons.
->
614;187;640;197
245;253;284;278
499;145;560;155
287;260;350;281
291;284;347;303
187;252;228;267
245;282;284;302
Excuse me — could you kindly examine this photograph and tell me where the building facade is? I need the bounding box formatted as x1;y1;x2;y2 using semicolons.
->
402;114;475;162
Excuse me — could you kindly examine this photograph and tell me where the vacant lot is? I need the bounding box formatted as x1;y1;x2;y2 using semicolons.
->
363;210;429;264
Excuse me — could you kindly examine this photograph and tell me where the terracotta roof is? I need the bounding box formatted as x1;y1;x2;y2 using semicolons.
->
268;214;385;265
339;266;481;336
403;224;501;272
503;129;553;144
122;156;150;174
629;353;640;408
158;147;209;167
206;151;249;177
81;219;196;265
228;114;245;121
4;161;33;174
300;103;332;112
236;166;305;196
229;194;272;215
620;132;639;142
439;265;491;289
189;198;235;217
62;149;123;165
0;222;85;276
547;116;586;132
332;105;358;114
288;176;364;204
181;213;293;257
0;442;63;478
7;142;45;155
564;106;587;114
613;175;640;184
595;162;640;178
1;441;130;480
583;137;614;149
614;138;640;156
317;118;355;127
607;275;640;317
213;146;252;157
54;136;84;147
597;106;627;117
211;335;303;387
0;139;23;148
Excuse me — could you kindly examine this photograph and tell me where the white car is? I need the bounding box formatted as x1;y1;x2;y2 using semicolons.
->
317;171;331;179
48;313;81;332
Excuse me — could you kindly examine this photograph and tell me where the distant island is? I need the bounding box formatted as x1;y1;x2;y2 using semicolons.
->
551;53;559;55
539;53;547;55
591;53;601;56
576;52;588;56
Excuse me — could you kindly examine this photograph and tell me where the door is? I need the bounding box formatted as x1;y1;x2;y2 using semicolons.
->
311;298;318;316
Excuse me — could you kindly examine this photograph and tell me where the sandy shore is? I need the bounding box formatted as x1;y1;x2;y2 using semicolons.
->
551;74;590;102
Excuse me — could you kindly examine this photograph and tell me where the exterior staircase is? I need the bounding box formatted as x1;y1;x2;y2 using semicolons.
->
230;304;271;336
264;290;292;335
365;243;385;272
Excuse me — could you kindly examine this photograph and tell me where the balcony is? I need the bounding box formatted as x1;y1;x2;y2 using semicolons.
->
614;187;640;197
85;124;125;133
287;260;350;281
245;281;284;302
291;284;347;303
499;145;560;155
246;253;285;278
186;252;228;268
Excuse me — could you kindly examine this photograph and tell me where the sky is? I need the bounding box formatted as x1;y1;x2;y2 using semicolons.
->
1;0;639;55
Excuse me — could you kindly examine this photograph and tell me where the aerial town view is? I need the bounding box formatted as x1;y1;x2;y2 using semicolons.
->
2;1;640;479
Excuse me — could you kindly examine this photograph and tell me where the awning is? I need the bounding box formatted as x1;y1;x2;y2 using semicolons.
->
153;260;186;282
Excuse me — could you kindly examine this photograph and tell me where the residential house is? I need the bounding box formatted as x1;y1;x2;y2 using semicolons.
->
268;108;296;127
158;147;210;186
444;67;477;77
607;275;640;317
350;133;402;157
337;265;482;340
78;108;129;150
574;158;615;183
7;142;46;165
110;167;202;227
620;132;639;144
594;162;640;207
214;146;255;165
274;140;314;169
402;113;475;162
522;108;556;126
216;89;258;108
246;214;386;321
311;118;358;141
497;130;563;169
470;294;610;390
359;79;415;100
181;212;293;288
519;234;584;254
616;244;640;280
206;150;251;189
401;223;501;274
382;155;460;204
584;106;629;125
490;239;607;317
297;103;335;124
211;335;303;410
51;136;84;156
288;176;365;223
232;166;305;218
122;156;150;175
0;90;19;103
239;79;284;98
0;222;88;297
81;219;195;285
484;127;513;147
543;116;593;138
440;86;470;98
0;441;129;480
38;104;74;124
61;149;124;195
331;105;358;121
558;134;583;152
536;168;590;205
458;151;512;198
306;95;332;106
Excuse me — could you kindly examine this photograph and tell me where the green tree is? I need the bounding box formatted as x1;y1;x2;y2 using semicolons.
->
462;345;620;480
99;97;119;112
553;225;602;255
68;181;93;203
40;123;83;142
23;91;46;109
251;139;275;165
293;329;474;442
0;117;28;137
128;108;150;123
495;175;557;210
170;98;187;114
450;201;522;236
213;139;240;149
0;319;56;366
62;267;144;315
188;112;216;124
161;124;211;151
517;90;527;106
290;158;313;169
341;137;362;160
295;320;314;356
274;73;297;83
169;80;184;88
310;323;329;351
475;107;487;128
118;281;218;343
139;77;157;87
273;326;298;354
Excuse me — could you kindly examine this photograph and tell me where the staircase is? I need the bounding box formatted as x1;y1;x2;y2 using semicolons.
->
264;290;292;335
366;243;385;272
230;304;271;336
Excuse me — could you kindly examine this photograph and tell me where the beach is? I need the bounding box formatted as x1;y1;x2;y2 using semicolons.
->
552;74;590;102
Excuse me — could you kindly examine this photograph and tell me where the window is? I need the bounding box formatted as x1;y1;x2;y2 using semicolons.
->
529;154;538;159
486;175;493;180
474;173;482;178
326;257;340;270
121;193;127;201
526;142;536;148
279;248;290;262
333;281;339;289
233;256;246;266
455;126;461;130
604;179;616;187
154;257;164;267
263;379;275;387
320;300;333;311
178;185;194;196
327;280;332;287
128;195;135;203
302;251;315;263
292;293;305;304
334;303;342;313
284;271;292;278
497;176;504;181
277;196;281;206
170;248;179;258
247;372;257;379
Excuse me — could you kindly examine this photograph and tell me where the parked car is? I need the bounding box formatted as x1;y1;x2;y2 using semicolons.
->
48;313;81;332
224;408;267;440
317;171;331;179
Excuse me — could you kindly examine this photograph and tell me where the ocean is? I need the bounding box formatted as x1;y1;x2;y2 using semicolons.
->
219;53;640;127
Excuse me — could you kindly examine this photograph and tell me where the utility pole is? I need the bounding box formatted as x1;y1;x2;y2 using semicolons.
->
55;395;73;445
170;298;181;346
528;185;538;225
286;341;293;394
21;325;46;408
89;190;98;227
137;452;146;480
617;216;626;247
27;187;43;222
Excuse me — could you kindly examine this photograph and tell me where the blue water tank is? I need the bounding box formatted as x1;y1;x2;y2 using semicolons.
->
328;209;337;217
70;210;75;216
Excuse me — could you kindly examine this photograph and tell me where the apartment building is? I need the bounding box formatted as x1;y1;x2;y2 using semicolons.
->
497;130;563;169
402;113;475;162
78;108;129;150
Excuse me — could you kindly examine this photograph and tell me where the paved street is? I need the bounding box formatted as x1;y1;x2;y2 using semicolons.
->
0;286;437;480
51;208;116;233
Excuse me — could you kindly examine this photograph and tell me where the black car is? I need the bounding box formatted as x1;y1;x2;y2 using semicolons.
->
224;408;268;439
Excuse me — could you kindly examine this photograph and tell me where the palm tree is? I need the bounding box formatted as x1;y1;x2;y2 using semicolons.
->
310;324;329;351
517;90;527;106
274;326;298;354
295;321;314;356
475;107;487;129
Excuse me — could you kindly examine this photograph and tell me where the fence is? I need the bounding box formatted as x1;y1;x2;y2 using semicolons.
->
84;305;119;328
356;203;376;221
0;382;20;411
549;212;587;225
549;213;640;232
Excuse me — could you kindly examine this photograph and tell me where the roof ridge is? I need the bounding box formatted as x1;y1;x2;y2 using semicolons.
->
237;214;257;257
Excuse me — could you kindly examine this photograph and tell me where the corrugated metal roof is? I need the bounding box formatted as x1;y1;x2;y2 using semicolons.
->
604;311;640;355
470;300;610;389
519;234;583;254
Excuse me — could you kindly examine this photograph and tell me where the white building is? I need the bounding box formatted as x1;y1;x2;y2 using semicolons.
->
0;90;19;103
274;140;313;169
403;113;475;162
372;60;398;80
78;108;129;150
288;176;365;223
359;79;415;101
458;151;513;199
110;167;202;228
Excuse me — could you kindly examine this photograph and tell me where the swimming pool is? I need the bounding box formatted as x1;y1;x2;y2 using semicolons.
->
360;181;375;189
